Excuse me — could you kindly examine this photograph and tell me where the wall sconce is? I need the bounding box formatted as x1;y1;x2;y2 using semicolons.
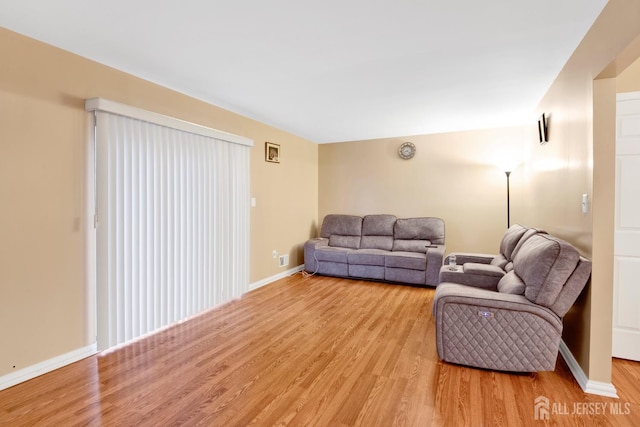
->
538;113;549;144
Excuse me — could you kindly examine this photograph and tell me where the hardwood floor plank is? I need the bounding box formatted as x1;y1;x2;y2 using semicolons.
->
1;274;639;426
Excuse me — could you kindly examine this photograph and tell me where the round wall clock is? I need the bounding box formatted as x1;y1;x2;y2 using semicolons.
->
398;142;416;160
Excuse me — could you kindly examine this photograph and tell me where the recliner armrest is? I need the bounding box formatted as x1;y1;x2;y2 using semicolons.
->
438;262;504;290
445;252;496;265
463;262;504;277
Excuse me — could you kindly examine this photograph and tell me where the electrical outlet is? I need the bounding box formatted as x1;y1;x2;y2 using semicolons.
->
279;254;289;267
272;250;278;258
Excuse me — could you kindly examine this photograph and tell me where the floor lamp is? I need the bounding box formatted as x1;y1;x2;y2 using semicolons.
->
505;171;511;229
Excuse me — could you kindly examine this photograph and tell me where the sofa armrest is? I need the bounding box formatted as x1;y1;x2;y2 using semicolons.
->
438;262;504;290
433;283;563;371
445;252;496;265
463;263;505;276
304;238;328;272
425;245;445;286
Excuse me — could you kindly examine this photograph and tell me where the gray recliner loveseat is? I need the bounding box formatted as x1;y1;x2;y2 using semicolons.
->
304;214;445;286
438;224;543;289
434;225;591;372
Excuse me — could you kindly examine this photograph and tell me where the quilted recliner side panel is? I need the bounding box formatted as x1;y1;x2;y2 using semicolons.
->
434;284;563;372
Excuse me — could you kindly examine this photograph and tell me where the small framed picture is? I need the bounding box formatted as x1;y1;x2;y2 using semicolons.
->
265;142;280;163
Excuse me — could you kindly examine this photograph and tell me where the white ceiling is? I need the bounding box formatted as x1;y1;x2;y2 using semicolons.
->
0;0;608;143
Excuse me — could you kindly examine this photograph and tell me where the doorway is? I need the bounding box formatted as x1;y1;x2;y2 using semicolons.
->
612;91;640;361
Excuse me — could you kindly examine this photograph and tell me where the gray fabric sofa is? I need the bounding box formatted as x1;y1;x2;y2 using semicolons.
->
304;214;445;286
433;227;591;372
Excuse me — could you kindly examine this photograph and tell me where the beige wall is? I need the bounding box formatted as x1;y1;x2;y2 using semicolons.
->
617;55;640;92
515;0;640;383
0;28;317;377
319;127;526;255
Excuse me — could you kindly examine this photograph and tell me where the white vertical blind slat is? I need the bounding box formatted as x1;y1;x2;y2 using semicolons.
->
95;111;250;351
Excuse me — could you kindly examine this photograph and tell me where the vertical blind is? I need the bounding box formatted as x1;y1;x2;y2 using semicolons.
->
88;99;251;351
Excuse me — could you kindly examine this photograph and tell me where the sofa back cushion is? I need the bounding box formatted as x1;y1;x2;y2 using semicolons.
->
360;214;396;250
320;214;363;238
499;224;528;260
392;217;444;253
514;234;580;307
510;227;547;260
328;235;361;249
393;216;444;247
321;214;363;249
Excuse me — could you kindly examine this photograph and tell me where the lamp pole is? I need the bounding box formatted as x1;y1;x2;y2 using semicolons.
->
505;171;511;229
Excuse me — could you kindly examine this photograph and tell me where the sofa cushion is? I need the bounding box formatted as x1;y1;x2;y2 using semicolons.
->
362;214;396;235
514;234;580;307
329;235;361;249
385;252;426;271
348;249;386;266
360;214;396;250
394;217;445;245
320;214;362;238
392;239;431;253
361;236;394;251
497;270;526;295
314;247;351;263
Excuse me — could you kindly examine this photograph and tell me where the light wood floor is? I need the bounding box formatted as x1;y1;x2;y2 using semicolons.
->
1;274;639;426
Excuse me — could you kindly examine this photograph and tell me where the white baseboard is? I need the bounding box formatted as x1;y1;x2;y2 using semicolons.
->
559;340;618;398
0;343;98;391
249;265;304;291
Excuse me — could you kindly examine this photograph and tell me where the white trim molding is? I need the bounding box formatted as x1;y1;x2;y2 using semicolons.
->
617;90;640;101
85;98;253;147
559;340;618;398
250;265;305;291
0;344;98;391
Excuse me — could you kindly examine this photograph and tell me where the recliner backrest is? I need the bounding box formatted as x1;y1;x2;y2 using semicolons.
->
513;233;586;316
499;224;529;260
489;224;528;269
491;225;547;271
